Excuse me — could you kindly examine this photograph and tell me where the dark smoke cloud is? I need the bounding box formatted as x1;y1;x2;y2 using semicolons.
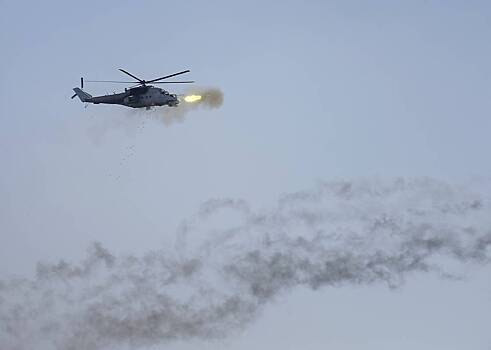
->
1;178;490;349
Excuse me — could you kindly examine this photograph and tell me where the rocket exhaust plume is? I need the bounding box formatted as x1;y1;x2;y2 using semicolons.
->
137;87;224;125
182;87;223;107
0;178;490;350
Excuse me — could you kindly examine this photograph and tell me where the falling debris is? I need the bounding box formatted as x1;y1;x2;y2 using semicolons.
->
0;178;490;350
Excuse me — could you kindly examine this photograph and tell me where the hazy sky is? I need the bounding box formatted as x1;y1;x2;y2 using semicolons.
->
1;1;490;349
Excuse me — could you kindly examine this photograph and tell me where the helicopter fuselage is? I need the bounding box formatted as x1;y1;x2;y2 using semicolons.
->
73;86;179;108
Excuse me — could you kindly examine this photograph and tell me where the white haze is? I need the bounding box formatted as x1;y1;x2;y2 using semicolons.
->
0;178;490;350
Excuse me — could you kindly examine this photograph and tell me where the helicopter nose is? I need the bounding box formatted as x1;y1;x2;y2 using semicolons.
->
169;95;179;106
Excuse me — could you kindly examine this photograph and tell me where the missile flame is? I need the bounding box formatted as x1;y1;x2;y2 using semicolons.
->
184;95;202;103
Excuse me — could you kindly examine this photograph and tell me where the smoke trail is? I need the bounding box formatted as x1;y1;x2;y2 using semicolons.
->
134;87;224;126
1;178;490;350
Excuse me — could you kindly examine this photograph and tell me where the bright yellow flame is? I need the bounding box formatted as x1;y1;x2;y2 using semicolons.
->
184;95;202;103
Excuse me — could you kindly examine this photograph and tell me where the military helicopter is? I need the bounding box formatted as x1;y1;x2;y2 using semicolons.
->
71;69;194;109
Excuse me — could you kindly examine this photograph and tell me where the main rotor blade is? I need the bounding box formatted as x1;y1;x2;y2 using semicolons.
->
152;81;195;84
118;69;144;82
147;70;190;83
85;80;140;83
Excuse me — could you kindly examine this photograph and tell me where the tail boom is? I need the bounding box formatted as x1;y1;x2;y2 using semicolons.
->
72;88;92;102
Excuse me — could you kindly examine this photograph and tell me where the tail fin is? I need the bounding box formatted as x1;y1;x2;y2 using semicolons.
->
72;88;92;102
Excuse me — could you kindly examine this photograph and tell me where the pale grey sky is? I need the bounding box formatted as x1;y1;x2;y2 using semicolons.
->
1;1;490;349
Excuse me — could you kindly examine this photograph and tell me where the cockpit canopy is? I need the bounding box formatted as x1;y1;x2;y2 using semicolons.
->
128;86;148;95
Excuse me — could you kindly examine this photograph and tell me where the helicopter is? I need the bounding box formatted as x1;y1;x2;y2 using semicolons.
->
71;69;194;109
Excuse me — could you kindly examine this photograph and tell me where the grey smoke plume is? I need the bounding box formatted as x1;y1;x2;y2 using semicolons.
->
1;178;490;350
